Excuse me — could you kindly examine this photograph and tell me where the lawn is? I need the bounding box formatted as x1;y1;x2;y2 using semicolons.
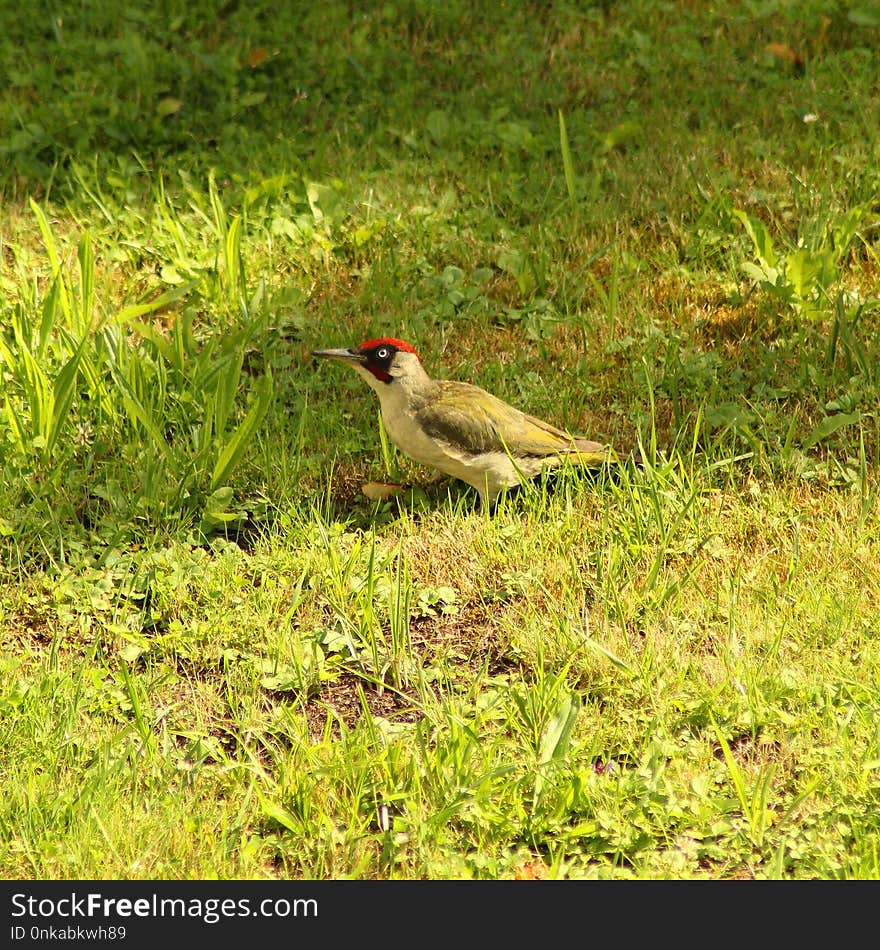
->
1;0;879;879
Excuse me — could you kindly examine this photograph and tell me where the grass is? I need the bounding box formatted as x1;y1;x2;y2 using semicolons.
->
2;0;880;879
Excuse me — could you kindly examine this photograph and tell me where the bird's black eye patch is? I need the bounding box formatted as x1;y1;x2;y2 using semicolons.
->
358;342;397;384
365;344;396;371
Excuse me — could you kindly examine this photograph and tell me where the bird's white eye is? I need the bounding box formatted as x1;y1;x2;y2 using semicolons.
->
376;347;389;359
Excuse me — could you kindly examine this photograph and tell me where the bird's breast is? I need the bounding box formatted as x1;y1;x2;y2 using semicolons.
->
380;398;455;469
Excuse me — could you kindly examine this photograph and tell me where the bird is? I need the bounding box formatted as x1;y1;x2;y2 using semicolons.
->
312;337;613;507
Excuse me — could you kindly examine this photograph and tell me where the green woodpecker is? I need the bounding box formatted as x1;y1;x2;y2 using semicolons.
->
312;337;612;506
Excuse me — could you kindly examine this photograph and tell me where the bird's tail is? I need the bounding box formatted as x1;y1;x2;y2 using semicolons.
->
566;438;616;467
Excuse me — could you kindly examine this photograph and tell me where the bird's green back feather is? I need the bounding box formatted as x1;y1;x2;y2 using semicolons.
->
416;381;607;461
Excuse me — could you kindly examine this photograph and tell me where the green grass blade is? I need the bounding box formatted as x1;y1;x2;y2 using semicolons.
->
13;338;52;449
210;372;273;490
30;198;71;324
225;214;243;302
109;364;171;456
46;334;89;457
802;412;860;451
213;350;244;437
711;716;749;817
377;410;399;479
77;232;95;335
37;279;62;358
558;110;577;201
114;278;204;325
584;639;638;678
538;693;580;766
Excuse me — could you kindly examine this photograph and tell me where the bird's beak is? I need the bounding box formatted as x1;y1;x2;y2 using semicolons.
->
311;347;366;365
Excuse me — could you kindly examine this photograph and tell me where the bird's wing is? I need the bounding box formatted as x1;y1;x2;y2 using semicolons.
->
524;412;609;461
416;382;603;459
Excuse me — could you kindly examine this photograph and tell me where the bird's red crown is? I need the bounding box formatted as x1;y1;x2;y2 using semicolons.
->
358;337;420;359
